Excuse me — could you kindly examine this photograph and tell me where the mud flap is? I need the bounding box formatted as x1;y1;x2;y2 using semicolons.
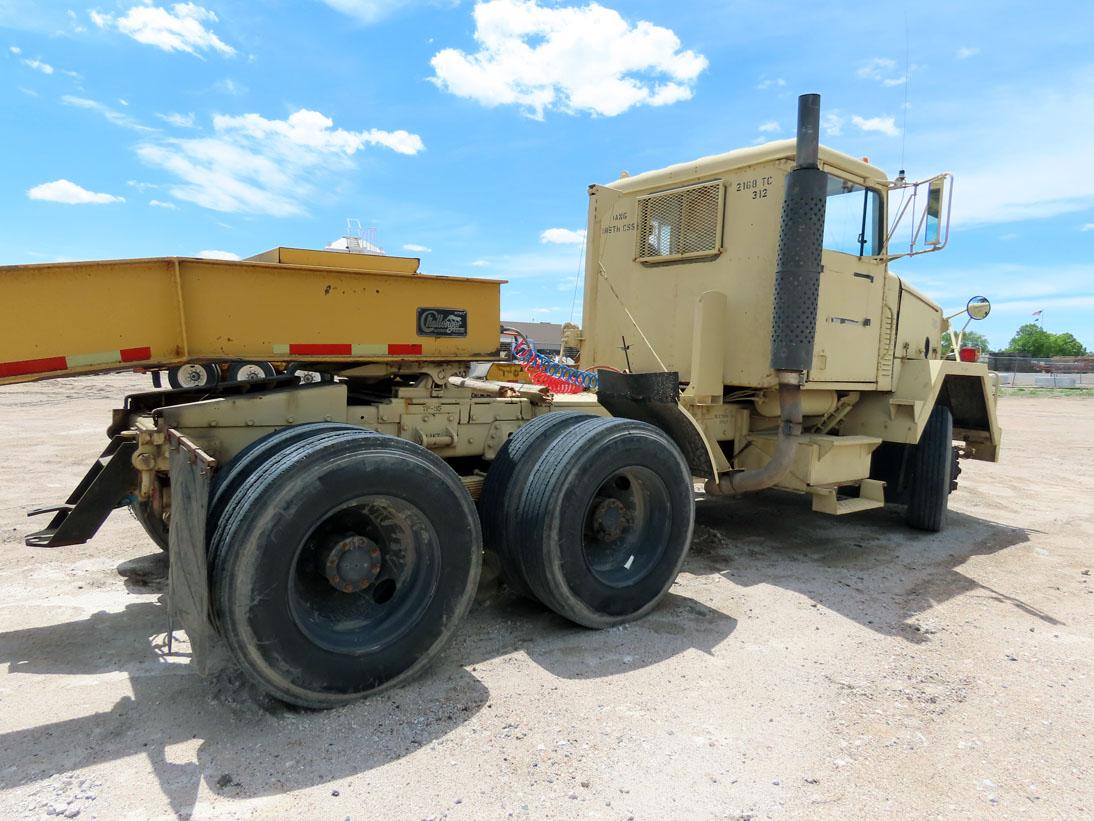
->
166;431;219;675
596;370;716;480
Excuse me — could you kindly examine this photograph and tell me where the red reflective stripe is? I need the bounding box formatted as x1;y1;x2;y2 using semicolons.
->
289;343;353;356
0;356;68;378
387;343;422;355
120;346;152;363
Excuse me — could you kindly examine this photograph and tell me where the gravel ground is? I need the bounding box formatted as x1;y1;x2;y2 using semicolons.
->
0;375;1090;820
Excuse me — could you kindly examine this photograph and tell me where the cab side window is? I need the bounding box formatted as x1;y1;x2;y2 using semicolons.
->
823;175;882;256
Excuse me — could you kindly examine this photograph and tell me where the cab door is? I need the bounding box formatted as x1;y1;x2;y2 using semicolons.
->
808;174;886;384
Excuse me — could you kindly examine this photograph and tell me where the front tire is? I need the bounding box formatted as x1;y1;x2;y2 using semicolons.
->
210;432;481;708
905;404;954;532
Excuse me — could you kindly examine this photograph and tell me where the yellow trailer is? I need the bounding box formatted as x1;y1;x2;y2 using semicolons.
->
0;248;502;385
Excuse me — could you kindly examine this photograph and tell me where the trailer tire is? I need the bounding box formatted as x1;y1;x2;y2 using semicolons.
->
167;363;219;389
904;404;953;532
225;361;276;382
129;499;169;552
515;417;694;629
479;411;600;597
210;432;481;708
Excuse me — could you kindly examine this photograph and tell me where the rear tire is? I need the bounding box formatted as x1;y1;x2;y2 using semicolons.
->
206;422;366;546
515;417;694;628
905;404;953;532
130;499;169;552
479;411;600;597
210;432;481;708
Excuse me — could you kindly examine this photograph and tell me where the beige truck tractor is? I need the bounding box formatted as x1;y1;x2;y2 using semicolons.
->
0;94;998;708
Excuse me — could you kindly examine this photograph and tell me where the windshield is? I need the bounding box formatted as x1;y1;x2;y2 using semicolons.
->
823;175;882;257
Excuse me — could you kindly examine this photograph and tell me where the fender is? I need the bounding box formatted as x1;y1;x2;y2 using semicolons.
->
839;359;1001;461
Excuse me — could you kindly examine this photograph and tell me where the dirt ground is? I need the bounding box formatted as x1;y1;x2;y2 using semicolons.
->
0;375;1091;820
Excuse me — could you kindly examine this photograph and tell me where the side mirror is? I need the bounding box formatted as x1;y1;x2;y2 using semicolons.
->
925;177;945;245
966;295;991;320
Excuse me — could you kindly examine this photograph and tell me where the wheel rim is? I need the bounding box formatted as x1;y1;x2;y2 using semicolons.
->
288;495;441;655
580;466;671;587
234;363;267;381
176;364;209;387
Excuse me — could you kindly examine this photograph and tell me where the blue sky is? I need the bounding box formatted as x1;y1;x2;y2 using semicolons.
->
2;0;1093;350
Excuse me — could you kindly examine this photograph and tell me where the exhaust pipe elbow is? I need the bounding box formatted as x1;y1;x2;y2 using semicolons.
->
708;379;802;496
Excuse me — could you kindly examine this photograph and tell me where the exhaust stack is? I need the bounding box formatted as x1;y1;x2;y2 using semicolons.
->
770;93;826;373
711;93;826;496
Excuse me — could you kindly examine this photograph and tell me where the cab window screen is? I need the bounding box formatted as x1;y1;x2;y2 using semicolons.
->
823;175;881;256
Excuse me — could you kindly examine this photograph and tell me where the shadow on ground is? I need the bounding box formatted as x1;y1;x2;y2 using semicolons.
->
690;490;1052;642
0;492;1040;816
0;551;734;817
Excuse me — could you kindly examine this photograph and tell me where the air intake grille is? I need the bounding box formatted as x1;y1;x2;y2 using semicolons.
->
636;181;724;263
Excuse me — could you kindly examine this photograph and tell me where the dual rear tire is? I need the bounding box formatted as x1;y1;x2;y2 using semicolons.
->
203;413;694;707
209;428;481;708
481;414;694;628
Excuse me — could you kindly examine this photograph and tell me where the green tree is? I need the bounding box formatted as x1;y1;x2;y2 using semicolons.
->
941;329;991;356
1049;332;1087;357
1006;323;1055;356
1006;323;1088;356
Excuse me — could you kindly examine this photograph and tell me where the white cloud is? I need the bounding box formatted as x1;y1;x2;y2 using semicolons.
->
757;120;780;134
67;9;87;33
402;243;431;252
137;108;425;216
128;180;159;191
149;199;177;209
955;46;980;60
856;56;906;87
157;111;196;128
756;76;785;91
90;3;235;58
10;45;21;54
22;57;53;74
197;249;240;260
213;77;246;95
1081;224;1094;232
851;114;899;137
317;0;412;24
430;0;707;119
27;179;125;205
118;98;129;106
471;259;490;267
211;109;424;155
821;112;843;137
540;227;586;244
62;95;154;131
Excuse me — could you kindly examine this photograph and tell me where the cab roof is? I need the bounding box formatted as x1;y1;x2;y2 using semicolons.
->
604;139;888;194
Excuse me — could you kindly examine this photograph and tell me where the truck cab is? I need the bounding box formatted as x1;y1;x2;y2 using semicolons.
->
577;135;999;517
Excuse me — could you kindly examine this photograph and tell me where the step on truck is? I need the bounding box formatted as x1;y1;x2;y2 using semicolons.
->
0;95;1000;708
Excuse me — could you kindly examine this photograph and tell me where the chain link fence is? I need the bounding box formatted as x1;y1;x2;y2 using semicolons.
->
987;354;1094;387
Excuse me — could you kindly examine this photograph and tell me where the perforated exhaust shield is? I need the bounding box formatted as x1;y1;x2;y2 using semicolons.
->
770;166;827;372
